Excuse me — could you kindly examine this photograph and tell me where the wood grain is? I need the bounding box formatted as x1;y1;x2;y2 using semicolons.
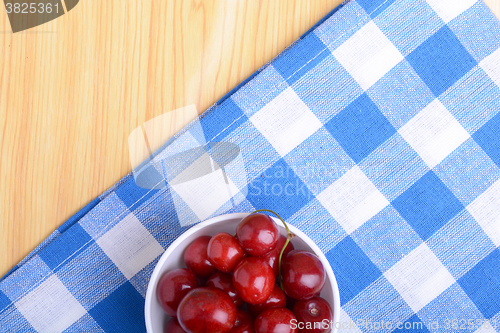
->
1;1;499;277
486;0;500;16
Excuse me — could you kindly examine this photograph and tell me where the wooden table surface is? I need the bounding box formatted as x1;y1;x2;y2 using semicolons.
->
1;0;499;277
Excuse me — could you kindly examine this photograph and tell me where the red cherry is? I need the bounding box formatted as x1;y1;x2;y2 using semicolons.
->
157;268;197;316
228;309;254;333
247;285;286;317
292;297;333;333
232;257;274;305
206;271;244;308
196;275;208;288
207;233;246;273
282;250;325;300
286;294;298;311
236;213;280;256
184;236;216;277
261;234;295;277
255;308;298;333
165;317;187;333
177;287;237;333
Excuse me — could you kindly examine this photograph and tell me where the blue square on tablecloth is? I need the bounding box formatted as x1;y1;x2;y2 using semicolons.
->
200;98;247;142
273;33;330;85
63;314;105;333
38;223;93;271
115;177;159;212
374;0;443;56
367;60;434;130
284;127;354;196
288;198;347;254
473;112;500;168
0;290;10;311
247;159;313;220
351;206;422;272
357;0;396;18
325;236;382;305
407;26;477;96
449;1;500;62
0;307;37;333
417;283;484;333
392;314;430;333
392;171;464;241
344;277;413;330
459;249;500;319
294;55;363;124
325;93;396;164
433;139;500;206
440;67;500;134
89;282;145;332
56;243;127;310
360;133;429;201
427;210;496;280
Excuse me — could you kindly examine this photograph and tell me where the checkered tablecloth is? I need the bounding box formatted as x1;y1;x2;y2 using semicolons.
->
2;0;500;332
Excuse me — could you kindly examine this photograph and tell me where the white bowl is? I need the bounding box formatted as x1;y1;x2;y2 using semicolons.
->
145;213;340;333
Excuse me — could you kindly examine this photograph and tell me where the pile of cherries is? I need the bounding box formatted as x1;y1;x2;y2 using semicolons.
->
157;210;333;333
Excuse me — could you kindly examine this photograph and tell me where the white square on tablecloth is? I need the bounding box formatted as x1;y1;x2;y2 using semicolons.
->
480;48;500;89
317;166;389;234
384;243;455;313
171;166;240;224
96;213;164;279
467;179;500;247
398;99;470;169
15;275;86;333
338;307;363;333
332;21;403;90
425;0;476;23
250;87;322;157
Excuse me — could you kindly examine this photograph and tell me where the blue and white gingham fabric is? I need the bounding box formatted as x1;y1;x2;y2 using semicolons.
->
2;0;500;332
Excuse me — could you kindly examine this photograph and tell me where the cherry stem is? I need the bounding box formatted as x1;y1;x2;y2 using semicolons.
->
250;209;292;290
278;238;290;290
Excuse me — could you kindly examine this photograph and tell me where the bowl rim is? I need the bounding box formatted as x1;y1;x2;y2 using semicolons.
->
144;212;340;333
